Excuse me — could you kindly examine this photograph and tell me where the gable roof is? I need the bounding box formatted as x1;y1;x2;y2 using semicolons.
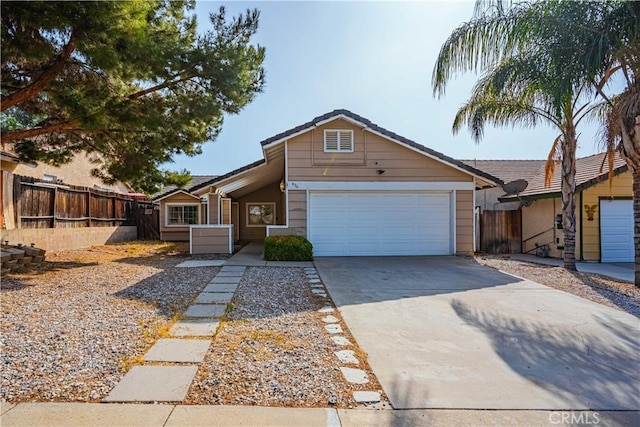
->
461;159;545;186
499;152;628;201
152;175;218;201
260;109;502;186
154;189;202;202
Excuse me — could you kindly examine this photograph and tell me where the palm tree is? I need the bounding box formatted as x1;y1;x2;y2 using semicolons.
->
581;2;640;285
432;1;600;271
450;57;599;270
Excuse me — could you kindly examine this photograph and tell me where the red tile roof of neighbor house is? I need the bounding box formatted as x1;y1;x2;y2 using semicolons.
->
497;152;628;200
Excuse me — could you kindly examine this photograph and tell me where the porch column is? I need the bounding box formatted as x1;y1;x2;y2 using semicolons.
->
208;193;220;224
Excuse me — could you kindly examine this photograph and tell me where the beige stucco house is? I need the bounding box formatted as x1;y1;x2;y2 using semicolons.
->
477;153;633;263
154;109;501;256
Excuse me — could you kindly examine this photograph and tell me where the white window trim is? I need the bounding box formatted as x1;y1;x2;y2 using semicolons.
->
323;129;354;153
165;202;200;227
246;202;276;227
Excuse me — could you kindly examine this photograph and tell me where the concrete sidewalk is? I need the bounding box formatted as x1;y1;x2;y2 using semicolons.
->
2;402;638;427
510;254;634;282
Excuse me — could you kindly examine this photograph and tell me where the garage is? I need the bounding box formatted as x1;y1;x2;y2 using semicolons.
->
308;191;452;256
600;199;633;262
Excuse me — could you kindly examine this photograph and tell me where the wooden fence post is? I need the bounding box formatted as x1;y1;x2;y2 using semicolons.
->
87;189;92;227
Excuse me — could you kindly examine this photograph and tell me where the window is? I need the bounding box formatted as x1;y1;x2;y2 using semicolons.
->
166;204;199;226
43;174;57;182
324;129;354;152
246;203;275;226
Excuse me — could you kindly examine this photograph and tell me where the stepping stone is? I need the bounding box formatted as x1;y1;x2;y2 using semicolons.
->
144;338;210;363
221;266;246;272
311;289;326;295
304;268;316;272
335;350;359;364
210;276;242;284
306;274;319;279
325;324;343;334
353;391;381;403
215;271;245;277
176;260;225;268
170;319;219;337
331;336;351;346
308;279;321;284
104;365;197;402
340;367;369;384
319;306;334;313
183;304;226;318
203;283;237;293
195;292;233;304
322;315;339;323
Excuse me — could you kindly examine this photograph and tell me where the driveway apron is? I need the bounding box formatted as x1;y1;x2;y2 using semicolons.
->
314;256;640;410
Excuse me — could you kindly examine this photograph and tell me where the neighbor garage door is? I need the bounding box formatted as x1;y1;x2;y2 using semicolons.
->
600;199;633;262
309;192;451;256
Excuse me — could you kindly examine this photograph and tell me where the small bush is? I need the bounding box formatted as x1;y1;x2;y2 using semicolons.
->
263;235;313;261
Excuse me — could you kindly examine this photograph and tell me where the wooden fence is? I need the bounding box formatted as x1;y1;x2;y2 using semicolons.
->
11;175;134;229
480;210;522;254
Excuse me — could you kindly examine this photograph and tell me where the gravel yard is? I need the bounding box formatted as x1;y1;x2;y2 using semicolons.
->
477;256;640;317
1;242;217;402
186;267;387;408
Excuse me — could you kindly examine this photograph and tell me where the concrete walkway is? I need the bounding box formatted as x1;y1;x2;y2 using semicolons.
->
510;254;634;283
224;241;314;267
2;402;638;426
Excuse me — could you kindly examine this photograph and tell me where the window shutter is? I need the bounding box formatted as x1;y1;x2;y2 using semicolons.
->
325;130;339;151
339;131;353;151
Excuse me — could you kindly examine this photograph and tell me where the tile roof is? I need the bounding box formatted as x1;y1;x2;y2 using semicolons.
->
260;109;502;185
500;152;628;200
460;159;545;186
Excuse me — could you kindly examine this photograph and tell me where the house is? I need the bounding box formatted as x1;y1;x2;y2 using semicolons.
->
472;152;632;262
154;109;501;256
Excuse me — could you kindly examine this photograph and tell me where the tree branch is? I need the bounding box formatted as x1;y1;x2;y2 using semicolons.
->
1;30;78;112
1;119;80;143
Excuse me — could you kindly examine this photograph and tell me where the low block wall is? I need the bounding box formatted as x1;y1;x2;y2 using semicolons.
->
0;226;137;252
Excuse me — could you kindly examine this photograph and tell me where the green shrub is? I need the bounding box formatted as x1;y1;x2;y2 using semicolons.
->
263;235;313;261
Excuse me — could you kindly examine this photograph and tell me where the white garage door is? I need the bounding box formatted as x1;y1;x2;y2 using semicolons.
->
600;199;633;262
309;192;451;256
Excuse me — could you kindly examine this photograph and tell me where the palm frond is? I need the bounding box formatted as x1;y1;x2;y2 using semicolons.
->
544;135;563;188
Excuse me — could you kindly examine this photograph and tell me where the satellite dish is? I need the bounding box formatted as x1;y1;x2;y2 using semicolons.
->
502;179;528;195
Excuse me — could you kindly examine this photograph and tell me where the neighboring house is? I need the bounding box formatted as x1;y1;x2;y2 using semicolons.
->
1;150;131;193
154;109;501;256
472;152;632;262
461;159;545;211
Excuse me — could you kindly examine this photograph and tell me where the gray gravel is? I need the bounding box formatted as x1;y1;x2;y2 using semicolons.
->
186;267;387;408
1;251;216;402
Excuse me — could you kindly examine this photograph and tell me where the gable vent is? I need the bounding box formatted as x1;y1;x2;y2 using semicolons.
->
324;130;354;152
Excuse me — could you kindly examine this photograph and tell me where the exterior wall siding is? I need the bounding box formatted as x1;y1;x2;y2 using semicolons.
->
456;190;474;254
267;190;307;237
191;226;232;254
581;171;632;261
287;119;472;183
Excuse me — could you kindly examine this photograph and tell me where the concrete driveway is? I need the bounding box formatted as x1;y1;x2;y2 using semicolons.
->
315;256;640;411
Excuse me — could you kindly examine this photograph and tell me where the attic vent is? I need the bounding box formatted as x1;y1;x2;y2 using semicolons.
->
324;130;354;152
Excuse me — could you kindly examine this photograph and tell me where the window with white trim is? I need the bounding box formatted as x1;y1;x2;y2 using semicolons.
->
246;203;275;226
166;204;199;226
324;129;354;152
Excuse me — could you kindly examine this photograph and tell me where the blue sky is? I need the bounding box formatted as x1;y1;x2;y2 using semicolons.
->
168;1;605;176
